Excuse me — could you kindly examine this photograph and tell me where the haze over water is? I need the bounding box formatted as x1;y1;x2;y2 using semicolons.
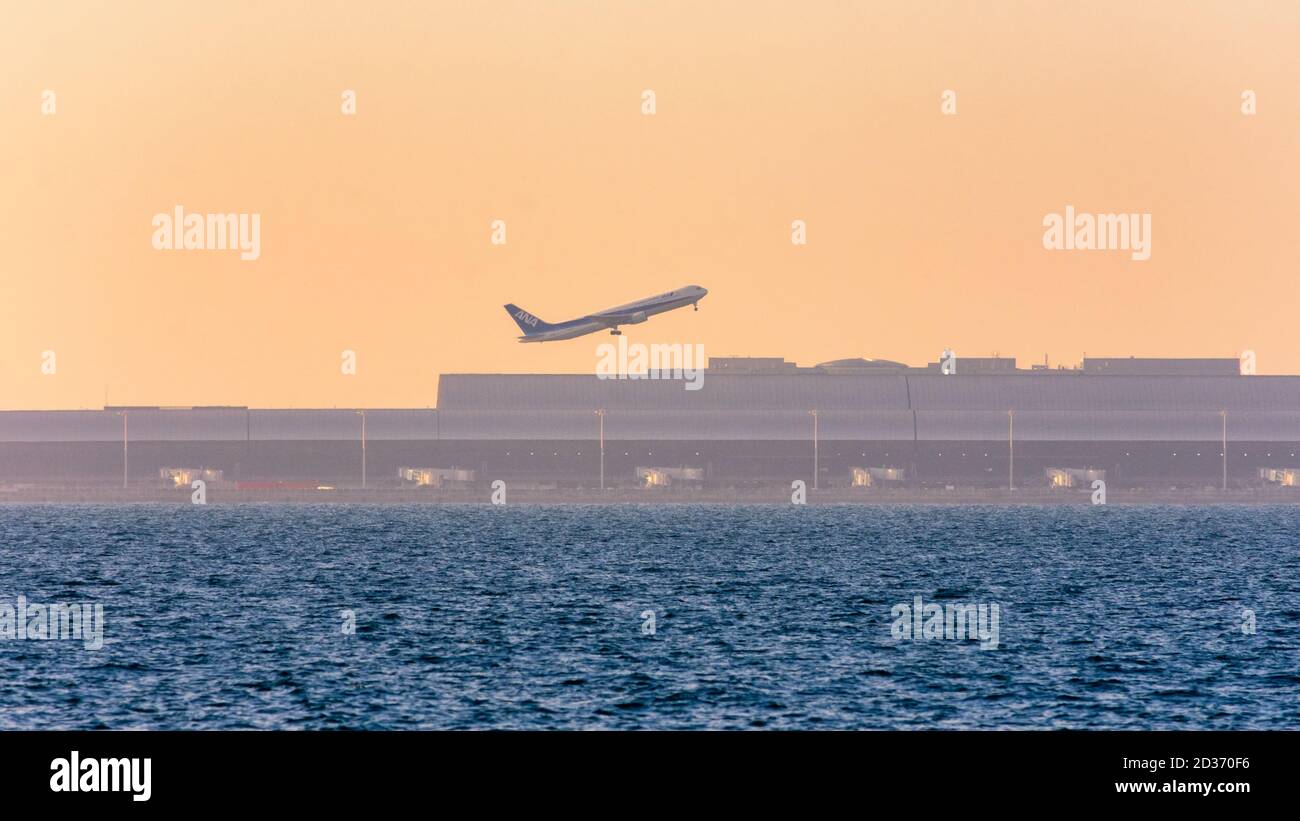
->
1;504;1296;729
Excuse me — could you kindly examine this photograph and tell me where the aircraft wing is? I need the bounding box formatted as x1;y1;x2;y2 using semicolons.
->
588;312;643;327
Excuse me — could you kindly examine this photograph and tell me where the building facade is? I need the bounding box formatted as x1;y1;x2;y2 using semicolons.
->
2;358;1298;489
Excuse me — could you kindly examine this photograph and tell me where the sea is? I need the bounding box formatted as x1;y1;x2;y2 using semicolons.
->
0;504;1296;730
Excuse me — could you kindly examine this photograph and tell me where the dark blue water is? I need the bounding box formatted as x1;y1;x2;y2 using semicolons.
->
0;504;1297;729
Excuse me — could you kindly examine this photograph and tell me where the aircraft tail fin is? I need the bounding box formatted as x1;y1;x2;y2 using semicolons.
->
504;304;554;335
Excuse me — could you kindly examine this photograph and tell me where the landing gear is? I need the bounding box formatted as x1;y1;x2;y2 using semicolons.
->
693;302;699;311
610;329;622;336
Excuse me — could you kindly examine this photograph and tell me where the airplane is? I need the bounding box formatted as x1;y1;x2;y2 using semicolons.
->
504;284;708;343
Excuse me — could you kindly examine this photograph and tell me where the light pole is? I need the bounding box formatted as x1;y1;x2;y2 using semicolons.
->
356;410;367;489
118;410;129;488
1221;410;1227;491
1007;409;1014;491
809;409;819;490
595;409;606;491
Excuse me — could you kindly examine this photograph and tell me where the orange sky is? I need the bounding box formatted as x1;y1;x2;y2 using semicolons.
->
3;1;1298;409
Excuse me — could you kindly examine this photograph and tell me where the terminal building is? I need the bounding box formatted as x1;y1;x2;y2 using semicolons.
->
1;355;1298;489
